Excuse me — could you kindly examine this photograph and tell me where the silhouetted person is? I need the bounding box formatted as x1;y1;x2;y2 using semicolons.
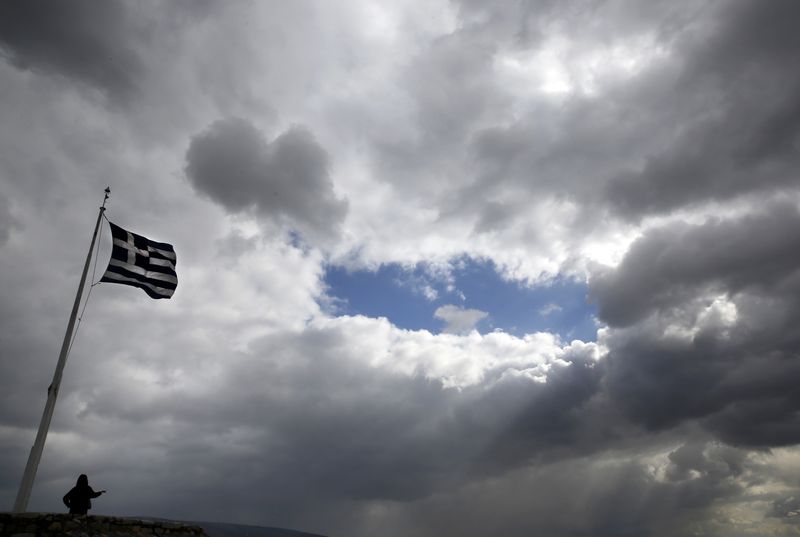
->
63;474;105;515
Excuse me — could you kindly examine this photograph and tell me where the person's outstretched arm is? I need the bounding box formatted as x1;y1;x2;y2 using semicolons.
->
63;490;71;508
90;487;105;499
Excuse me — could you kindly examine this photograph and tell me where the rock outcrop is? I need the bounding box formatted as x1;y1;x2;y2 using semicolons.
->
0;513;209;537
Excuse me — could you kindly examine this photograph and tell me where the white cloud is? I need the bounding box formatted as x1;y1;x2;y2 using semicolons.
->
538;302;562;317
434;304;489;335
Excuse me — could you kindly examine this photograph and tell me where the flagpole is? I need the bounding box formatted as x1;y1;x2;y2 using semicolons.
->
12;187;111;513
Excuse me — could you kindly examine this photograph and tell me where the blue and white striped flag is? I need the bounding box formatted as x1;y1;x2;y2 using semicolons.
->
100;221;177;299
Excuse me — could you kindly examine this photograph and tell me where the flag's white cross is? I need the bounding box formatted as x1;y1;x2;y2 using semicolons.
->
123;230;149;265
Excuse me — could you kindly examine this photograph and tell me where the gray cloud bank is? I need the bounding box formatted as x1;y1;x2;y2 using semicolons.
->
593;202;800;449
186;118;348;244
404;0;800;234
0;193;17;246
0;0;144;103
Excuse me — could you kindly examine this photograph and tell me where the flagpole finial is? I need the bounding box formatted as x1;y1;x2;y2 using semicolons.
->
102;187;111;211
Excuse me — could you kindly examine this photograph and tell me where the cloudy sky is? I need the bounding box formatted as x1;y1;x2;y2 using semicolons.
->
2;1;800;535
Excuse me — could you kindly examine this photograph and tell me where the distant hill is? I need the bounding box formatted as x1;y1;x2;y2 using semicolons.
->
196;521;327;537
139;516;327;537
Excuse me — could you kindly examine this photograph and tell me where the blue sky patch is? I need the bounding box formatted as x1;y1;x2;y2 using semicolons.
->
322;258;598;342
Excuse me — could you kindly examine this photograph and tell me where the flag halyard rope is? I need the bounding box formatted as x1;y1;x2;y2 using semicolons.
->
65;214;106;361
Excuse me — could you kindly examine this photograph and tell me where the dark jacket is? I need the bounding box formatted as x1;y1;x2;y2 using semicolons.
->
63;485;102;515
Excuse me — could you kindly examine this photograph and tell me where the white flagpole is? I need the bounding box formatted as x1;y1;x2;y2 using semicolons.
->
12;187;110;513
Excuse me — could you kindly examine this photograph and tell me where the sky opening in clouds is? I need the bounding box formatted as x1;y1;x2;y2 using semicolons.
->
2;1;800;536
323;258;598;340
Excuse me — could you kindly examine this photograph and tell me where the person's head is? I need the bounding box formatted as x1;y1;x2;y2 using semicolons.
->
76;474;88;487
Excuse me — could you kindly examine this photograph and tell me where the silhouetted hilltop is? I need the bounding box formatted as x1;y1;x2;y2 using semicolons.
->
0;513;206;536
0;513;326;537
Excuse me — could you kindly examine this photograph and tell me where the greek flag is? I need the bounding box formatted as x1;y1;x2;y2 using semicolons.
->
100;221;177;299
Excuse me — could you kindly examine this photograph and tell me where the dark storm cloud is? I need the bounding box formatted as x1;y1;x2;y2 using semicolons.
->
185;118;348;243
368;440;755;537
569;1;800;454
591;202;800;447
478;346;614;470
590;203;800;327
0;0;144;102
769;495;800;522
360;0;759;240
686;0;800;165
603;93;800;219
428;0;800;230
604;0;800;218
687;0;800;81
666;441;746;482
